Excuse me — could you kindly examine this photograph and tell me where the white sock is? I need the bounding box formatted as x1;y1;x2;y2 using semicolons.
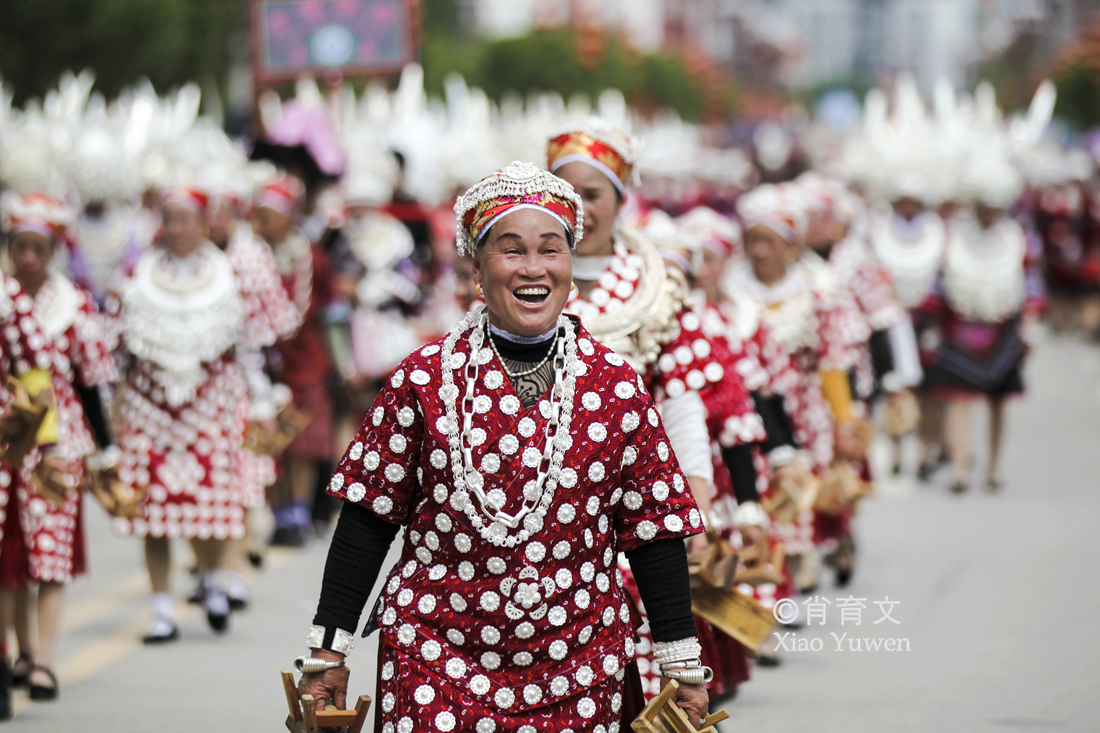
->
204;581;230;616
153;593;176;621
224;572;250;602
148;593;177;635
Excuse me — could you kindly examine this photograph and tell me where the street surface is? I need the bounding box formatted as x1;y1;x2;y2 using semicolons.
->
8;329;1100;732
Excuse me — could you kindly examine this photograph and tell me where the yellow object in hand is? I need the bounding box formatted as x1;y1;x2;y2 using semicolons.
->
17;369;59;445
819;369;853;424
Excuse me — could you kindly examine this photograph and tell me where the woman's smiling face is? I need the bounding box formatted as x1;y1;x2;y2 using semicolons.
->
553;161;622;260
473;207;573;337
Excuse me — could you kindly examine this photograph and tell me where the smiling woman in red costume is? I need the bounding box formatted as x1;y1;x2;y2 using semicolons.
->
549;119;739;698
0;193;116;701
109;186;253;643
298;161;710;732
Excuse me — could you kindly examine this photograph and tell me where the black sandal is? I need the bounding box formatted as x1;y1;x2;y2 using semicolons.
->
28;665;58;701
10;653;33;688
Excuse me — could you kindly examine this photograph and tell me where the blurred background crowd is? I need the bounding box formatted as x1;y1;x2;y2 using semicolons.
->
1;0;1099;726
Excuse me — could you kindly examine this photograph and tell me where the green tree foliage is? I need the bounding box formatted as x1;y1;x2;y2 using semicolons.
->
418;0;726;121
0;0;246;105
1;0;729;123
432;29;719;121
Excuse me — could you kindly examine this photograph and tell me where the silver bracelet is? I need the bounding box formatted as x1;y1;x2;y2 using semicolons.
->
295;656;346;674
652;637;703;665
767;445;797;468
733;501;770;530
86;445;121;471
657;660;702;670
662;666;714;685
306;625;354;655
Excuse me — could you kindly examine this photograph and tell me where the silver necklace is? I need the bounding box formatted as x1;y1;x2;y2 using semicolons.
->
487;324;558;378
439;305;579;548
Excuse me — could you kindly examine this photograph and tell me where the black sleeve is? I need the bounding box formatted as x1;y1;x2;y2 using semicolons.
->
751;392;797;453
75;384;112;448
625;538;698;643
869;329;894;382
721;444;760;504
312;501;400;650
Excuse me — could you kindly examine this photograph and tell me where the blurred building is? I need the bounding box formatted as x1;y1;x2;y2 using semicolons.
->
466;0;1100;92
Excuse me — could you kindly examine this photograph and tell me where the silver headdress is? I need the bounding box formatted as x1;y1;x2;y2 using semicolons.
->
453;161;584;257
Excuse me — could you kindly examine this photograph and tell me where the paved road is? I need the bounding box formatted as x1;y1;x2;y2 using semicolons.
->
8;330;1100;732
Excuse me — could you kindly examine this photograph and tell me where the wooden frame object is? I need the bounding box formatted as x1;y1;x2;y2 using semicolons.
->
631;679;729;733
814;459;870;515
762;463;818;526
87;466;145;518
244;404;312;457
282;669;371;733
732;541;786;588
687;536;738;591
691;587;775;656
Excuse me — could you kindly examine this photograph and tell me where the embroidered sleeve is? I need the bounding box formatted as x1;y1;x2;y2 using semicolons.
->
326;364;425;525
815;295;859;374
648;307;723;401
700;347;766;448
852;255;906;331
234;237;302;349
70;293;117;388
613;387;702;553
753;323;799;397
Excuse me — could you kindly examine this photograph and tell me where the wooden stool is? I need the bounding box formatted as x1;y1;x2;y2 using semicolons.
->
732;541;785;588
762;463;818;526
281;669;371;733
631;679;729;733
814;460;868;515
246;405;311;456
687;534;738;591
88;466;145;518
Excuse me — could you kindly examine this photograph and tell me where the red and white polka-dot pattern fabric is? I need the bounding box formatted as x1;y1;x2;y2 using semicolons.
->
378;644;625;733
727;266;854;556
327;317;699;732
563;241;722;403
762;294;854;471
226;227;301;508
0;273;115;583
108;247;261;541
226;227;302;351
828;237;905;332
693;298;767;449
564;242;643;327
820;237;905;398
109;355;250;540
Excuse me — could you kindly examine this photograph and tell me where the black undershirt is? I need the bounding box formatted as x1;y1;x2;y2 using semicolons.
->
869;329;894;387
313;503;697;647
718;392;799;505
75;384;112;448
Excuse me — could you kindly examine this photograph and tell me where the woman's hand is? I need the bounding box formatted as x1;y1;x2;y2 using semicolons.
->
662;677;710;727
739;523;765;550
0;409;29;442
297;650;350;712
834;424;864;462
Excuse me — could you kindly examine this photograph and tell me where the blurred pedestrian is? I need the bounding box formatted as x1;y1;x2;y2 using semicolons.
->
0;193;116;699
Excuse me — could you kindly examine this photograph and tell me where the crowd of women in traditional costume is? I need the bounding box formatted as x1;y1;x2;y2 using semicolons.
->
0;65;1085;724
